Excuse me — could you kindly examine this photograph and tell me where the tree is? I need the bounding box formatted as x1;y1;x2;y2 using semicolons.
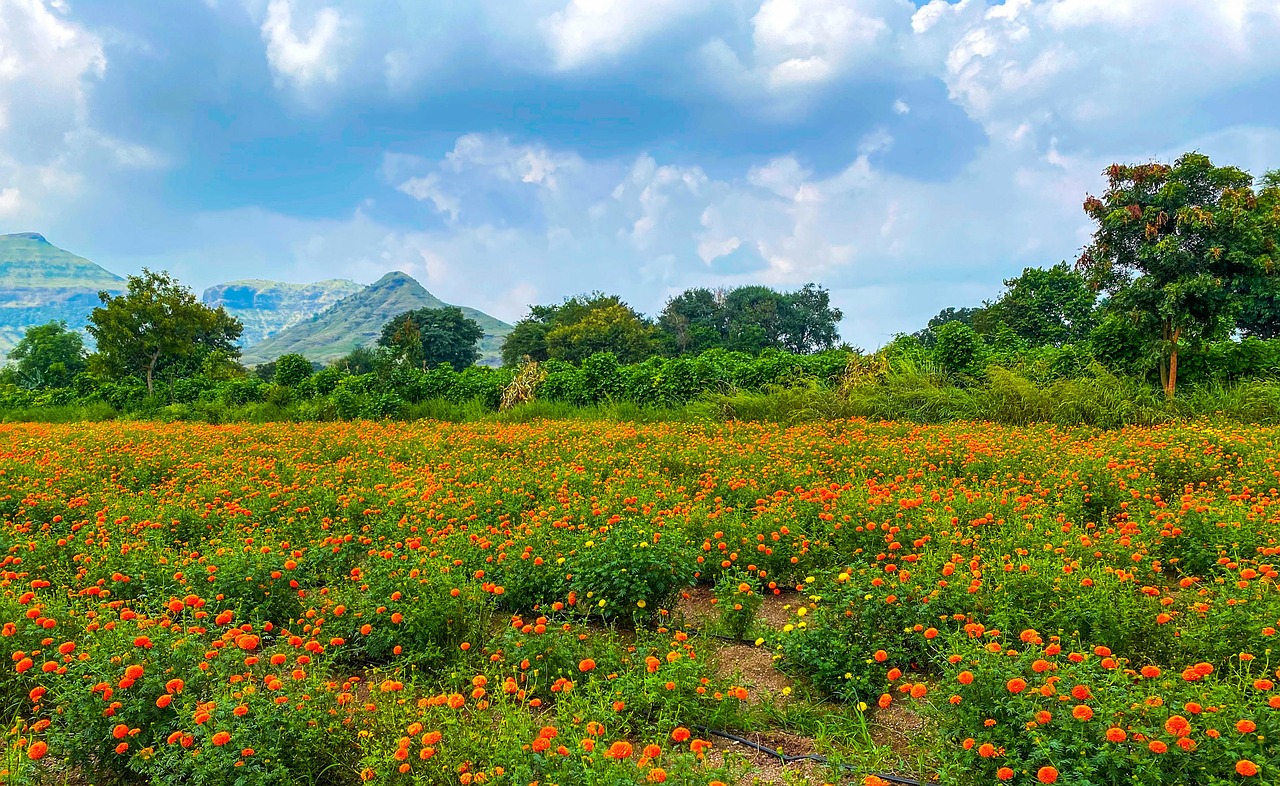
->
7;321;87;389
502;295;659;366
1233;170;1280;338
274;354;314;387
912;307;982;348
979;263;1098;347
88;269;243;395
501;304;561;366
779;283;843;353
1079;154;1274;398
659;288;725;354
721;286;784;353
544;303;659;364
378;306;483;371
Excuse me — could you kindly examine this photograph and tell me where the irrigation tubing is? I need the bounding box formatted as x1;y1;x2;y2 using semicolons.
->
654;626;940;784
693;726;939;786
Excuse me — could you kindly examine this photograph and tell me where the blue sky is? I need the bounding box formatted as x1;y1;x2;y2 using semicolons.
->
3;0;1279;347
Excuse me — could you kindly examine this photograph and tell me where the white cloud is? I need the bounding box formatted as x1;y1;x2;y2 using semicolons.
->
260;0;345;90
442;134;579;190
751;0;900;88
917;0;1280;147
542;0;711;70
0;187;20;215
0;0;160;223
398;174;460;222
697;235;741;264
748;156;810;199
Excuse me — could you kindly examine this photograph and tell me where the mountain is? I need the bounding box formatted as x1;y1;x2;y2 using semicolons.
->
202;279;364;347
0;232;126;357
240;271;513;367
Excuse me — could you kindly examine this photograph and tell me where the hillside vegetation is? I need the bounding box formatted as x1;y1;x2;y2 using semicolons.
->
0;232;125;355
241;272;512;366
203;278;364;346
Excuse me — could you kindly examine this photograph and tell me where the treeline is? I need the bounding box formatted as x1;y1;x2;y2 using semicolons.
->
1;151;1278;425
3;329;1278;427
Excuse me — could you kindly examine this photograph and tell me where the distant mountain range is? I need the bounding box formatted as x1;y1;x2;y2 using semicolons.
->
202;279;365;347
0;232;511;367
0;232;125;357
239;272;511;367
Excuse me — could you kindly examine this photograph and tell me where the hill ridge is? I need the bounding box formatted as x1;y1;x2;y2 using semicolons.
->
240;271;511;367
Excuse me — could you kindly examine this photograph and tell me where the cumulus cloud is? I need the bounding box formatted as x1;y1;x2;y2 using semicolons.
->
371;130;1101;337
915;0;1280;147
750;0;902;88
541;0;712;70
0;0;161;224
260;0;345;89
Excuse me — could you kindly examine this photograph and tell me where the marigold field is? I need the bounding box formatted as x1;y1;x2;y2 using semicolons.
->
1;419;1278;786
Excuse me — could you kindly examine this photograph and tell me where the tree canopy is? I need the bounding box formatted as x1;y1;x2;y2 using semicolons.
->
378;306;483;371
1078;153;1279;397
501;294;659;366
6;321;87;389
977;263;1098;347
87;269;243;394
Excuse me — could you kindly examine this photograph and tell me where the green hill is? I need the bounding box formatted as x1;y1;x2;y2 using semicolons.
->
0;232;126;357
203;279;364;347
241;272;512;367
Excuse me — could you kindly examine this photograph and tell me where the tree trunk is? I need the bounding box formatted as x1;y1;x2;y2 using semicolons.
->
1158;321;1170;394
146;350;160;395
1166;326;1181;400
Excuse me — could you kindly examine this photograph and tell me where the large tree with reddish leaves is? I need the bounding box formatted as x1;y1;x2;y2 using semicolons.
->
1078;153;1278;398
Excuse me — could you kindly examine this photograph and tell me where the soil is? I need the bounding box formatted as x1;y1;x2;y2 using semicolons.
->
704;730;857;785
675;586;801;634
715;642;794;702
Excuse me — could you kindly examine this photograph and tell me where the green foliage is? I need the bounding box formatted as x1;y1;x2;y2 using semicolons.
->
378;306;483;371
545;302;660;364
274;353;314;386
932;322;986;379
713;569;762;641
1080;153;1278;397
569;527;694;623
979;263;1099;346
6;320;87;388
88;269;243;394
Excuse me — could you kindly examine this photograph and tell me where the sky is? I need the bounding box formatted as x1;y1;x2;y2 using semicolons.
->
2;0;1279;348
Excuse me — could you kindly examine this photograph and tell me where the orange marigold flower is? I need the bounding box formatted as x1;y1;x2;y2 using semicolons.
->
1236;719;1257;734
1236;760;1259;777
1072;705;1094;722
1006;678;1027;694
212;731;231;746
1036;765;1058;784
1164;716;1190;737
1105;727;1126;743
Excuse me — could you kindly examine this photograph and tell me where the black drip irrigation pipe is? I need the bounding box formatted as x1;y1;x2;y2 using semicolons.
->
694;726;939;786
659;625;940;784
